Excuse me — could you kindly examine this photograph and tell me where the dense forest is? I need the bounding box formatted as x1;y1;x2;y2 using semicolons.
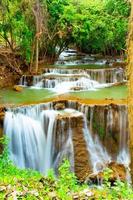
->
0;0;130;73
1;0;133;199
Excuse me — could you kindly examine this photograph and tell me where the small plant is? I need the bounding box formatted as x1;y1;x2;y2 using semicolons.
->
0;136;133;199
0;136;10;166
103;167;113;187
57;159;78;199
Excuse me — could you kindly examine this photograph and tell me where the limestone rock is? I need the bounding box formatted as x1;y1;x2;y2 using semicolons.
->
72;189;94;200
13;85;23;92
71;86;83;91
54;103;65;110
86;162;126;185
112;62;126;68
0;112;5;123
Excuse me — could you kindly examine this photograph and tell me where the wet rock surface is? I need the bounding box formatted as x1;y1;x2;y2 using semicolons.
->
86;104;129;159
1;100;129;181
70;86;84;91
54;103;66;110
13;85;23;92
86;162;127;185
0;106;5;153
55;113;92;181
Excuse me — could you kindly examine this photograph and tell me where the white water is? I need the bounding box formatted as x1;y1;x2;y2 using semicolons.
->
3;103;112;175
55;49;122;66
41;110;57;174
53;117;75;172
83;116;111;173
4;106;75;174
19;68;125;91
116;106;131;182
20;75;114;94
4;112;46;172
51;78;113;94
4;102;130;180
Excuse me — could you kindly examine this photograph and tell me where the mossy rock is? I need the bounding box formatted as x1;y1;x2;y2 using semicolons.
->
13;85;23;92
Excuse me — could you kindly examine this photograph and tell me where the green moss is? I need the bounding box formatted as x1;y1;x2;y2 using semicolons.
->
93;121;105;139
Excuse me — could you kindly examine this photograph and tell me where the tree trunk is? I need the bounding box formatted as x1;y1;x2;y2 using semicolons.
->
35;36;39;73
29;39;35;73
127;1;133;184
32;0;42;74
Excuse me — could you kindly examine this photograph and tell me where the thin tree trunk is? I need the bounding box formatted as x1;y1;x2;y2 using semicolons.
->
35;36;39;73
30;38;36;73
32;0;41;74
127;1;133;184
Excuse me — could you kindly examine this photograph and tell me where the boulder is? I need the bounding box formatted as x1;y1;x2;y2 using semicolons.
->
71;86;83;91
0;112;5;123
13;85;23;92
112;62;126;68
85;162;126;185
54;103;65;110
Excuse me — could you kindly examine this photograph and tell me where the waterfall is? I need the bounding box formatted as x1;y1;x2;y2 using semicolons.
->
3;101;130;181
116;106;130;182
53;117;75;172
19;68;125;88
4;106;75;175
41;110;57;174
19;75;27;86
4;111;46;172
43;68;125;83
51;77;112;94
119;106;128;152
83;116;111;173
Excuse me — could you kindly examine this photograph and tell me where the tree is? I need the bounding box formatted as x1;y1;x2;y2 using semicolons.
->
127;0;133;184
32;0;43;73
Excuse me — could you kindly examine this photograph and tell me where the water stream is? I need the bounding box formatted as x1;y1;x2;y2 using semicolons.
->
3;50;129;181
4;101;130;178
4;105;78;174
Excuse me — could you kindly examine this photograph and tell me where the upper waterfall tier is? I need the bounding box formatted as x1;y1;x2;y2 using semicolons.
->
44;68;125;83
20;68;125;85
55;49;124;67
19;68;125;94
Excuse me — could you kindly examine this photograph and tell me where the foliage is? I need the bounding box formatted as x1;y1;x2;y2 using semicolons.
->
60;0;130;55
0;0;130;68
57;159;79;199
0;137;133;199
0;0;34;62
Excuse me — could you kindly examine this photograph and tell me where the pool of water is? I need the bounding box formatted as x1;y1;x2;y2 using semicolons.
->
70;85;127;100
0;85;127;105
0;88;56;105
45;64;115;70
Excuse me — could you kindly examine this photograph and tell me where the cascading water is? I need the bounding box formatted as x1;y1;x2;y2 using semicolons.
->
19;68;125;90
53;115;75;172
4;111;46;172
4;105;76;175
55;49;123;66
52;78;113;94
116;106;130;182
43;68;125;83
3;101;130;181
83;116;111;173
41;110;57;173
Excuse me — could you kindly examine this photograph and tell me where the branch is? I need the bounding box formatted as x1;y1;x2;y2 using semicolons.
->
0;52;22;75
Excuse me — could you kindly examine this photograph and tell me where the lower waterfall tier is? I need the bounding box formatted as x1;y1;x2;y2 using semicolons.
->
3;100;130;181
